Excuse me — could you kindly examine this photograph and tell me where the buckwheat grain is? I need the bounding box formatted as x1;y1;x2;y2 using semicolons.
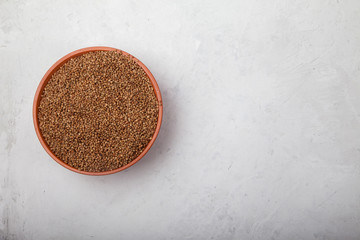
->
38;51;159;172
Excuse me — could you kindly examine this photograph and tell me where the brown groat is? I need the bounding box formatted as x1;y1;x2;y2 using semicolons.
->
38;51;159;172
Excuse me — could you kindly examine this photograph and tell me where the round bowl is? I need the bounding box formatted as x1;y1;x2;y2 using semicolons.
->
33;46;163;176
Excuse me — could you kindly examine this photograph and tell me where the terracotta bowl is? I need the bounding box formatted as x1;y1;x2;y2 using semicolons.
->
33;46;163;176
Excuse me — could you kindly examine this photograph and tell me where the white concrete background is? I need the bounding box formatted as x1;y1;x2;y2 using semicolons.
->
1;0;360;239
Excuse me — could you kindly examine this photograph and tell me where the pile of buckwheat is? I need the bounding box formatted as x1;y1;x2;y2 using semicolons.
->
38;51;159;172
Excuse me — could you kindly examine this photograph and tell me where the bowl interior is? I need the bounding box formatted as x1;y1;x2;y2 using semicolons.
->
33;47;163;176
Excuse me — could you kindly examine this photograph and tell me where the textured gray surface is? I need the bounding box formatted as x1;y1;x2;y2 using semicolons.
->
1;0;360;239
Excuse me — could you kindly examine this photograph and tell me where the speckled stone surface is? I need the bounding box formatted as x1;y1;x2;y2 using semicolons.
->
1;1;360;239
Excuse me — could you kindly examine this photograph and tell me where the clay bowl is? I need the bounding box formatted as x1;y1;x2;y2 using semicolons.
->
33;46;163;176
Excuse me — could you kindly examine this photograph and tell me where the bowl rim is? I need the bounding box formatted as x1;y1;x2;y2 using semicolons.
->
33;46;163;176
